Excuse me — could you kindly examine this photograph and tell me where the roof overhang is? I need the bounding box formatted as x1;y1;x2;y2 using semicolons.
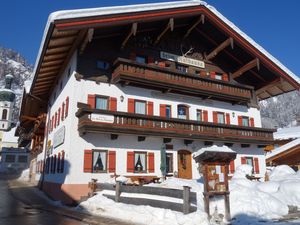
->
29;0;300;101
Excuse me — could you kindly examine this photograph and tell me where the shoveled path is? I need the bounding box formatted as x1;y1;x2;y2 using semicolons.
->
6;178;131;225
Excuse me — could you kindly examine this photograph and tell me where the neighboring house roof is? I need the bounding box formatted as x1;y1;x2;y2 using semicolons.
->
266;138;300;161
2;127;18;144
273;126;300;140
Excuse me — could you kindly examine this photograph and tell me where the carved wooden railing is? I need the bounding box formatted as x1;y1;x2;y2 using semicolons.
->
76;105;274;144
112;58;253;103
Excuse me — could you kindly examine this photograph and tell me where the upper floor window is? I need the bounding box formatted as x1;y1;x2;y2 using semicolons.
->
134;152;147;173
215;74;223;80
96;96;108;110
2;109;7;120
217;112;225;124
165;105;172;118
242;117;249;127
135;100;146;115
97;60;110;70
136;55;147;64
176;64;188;73
196;110;202;121
178;105;189;120
93;150;107;173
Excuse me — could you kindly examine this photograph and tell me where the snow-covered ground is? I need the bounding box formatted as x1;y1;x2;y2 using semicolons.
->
77;165;300;225
17;168;30;182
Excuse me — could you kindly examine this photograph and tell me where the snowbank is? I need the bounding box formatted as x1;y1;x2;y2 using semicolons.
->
17;168;30;182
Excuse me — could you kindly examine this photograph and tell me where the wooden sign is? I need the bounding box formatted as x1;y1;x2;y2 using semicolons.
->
91;114;114;123
160;51;205;68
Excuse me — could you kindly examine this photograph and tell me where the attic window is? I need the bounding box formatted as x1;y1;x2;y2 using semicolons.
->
96;60;110;70
215;74;223;80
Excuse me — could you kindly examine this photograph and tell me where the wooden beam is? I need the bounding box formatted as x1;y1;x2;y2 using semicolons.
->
256;78;280;95
28;94;47;104
80;28;94;54
41;59;64;68
232;58;260;79
183;15;205;39
36;76;56;82
21;115;37;121
154;18;174;45
206;37;234;61
121;23;138;49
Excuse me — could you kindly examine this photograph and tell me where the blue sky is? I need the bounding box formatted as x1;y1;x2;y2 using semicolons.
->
1;0;299;77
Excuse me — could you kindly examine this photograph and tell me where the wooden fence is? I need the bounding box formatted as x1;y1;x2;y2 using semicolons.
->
94;181;197;214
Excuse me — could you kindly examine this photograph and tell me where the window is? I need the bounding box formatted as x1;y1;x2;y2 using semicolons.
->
245;157;253;167
165;105;171;118
5;155;15;163
92;150;107;173
2;109;7;120
97;60;110;70
18;155;28;163
242;117;249;127
196;110;202;121
217;112;225;124
134;152;147;173
136;56;147;64
176;64;188;73
178;105;188;120
215;74;222;80
135;100;146;115
96;96;108;110
166;153;173;174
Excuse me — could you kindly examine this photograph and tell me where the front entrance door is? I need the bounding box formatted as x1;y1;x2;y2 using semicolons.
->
177;150;192;179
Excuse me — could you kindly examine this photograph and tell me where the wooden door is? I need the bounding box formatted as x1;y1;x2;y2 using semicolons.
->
177;150;192;179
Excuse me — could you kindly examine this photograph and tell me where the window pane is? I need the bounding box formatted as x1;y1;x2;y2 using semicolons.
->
134;153;146;172
215;74;222;80
166;106;171;118
178;106;187;119
166;153;173;173
5;155;15;163
96;60;110;70
217;113;224;124
242;118;249;126
136;56;146;64
18;156;28;163
93;151;107;172
135;101;146;114
246;158;253;166
197;110;202;121
96;97;108;110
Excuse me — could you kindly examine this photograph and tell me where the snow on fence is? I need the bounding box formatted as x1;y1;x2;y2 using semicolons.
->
95;181;197;214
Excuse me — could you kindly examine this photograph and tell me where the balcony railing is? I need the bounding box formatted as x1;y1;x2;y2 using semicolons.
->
76;105;274;144
112;58;253;104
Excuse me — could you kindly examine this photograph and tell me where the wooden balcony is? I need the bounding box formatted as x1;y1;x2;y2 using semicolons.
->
112;58;254;104
76;105;274;144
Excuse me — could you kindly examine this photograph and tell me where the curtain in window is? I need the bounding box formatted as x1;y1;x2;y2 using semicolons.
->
178;106;187;119
197;110;202;121
134;153;146;172
135;101;146;114
96;98;108;110
242;118;249;126
93;151;106;171
217;113;224;124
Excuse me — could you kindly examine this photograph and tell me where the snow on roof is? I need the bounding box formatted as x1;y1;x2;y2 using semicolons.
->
193;145;234;158
274;126;300;140
24;80;32;94
31;0;300;93
266;138;300;160
2;127;18;143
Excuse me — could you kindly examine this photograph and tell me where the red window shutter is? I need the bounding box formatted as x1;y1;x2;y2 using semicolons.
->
210;71;216;79
250;118;255;127
129;52;136;61
87;94;95;109
238;116;243;126
58;108;61;126
254;157;260;174
84;150;93;173
61;151;65;173
229;160;235;174
148;56;154;64
127;152;134;172
147;101;154;116
148;152;155;173
108;151;116;173
109;97;117;111
128;98;135;113
226;113;230;125
61;102;65;121
203;110;208;122
222;73;229;81
241;157;246;165
65;97;69;118
160;104;166;117
213;111;218;123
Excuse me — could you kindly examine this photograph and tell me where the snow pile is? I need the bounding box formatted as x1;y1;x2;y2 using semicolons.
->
193;145;235;158
17;168;30;182
78;191;209;225
269;165;298;181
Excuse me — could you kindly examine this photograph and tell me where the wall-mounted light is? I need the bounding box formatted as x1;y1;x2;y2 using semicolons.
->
120;95;124;102
232;112;235;118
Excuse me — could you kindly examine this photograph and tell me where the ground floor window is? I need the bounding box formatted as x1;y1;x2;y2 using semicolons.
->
166;153;173;174
5;155;15;163
92;150;107;173
134;152;147;173
245;157;253;167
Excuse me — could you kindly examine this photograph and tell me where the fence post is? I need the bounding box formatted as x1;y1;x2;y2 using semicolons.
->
115;181;121;202
183;186;191;214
